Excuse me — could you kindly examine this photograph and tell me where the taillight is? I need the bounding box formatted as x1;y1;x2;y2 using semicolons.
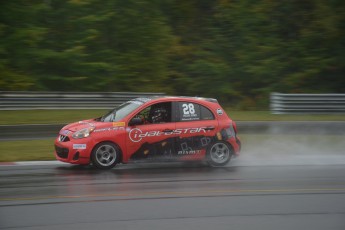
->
232;121;238;133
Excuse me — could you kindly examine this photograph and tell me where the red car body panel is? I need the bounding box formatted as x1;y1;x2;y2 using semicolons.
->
54;96;241;166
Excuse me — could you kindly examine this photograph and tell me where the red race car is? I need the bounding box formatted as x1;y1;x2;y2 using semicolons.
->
55;96;241;169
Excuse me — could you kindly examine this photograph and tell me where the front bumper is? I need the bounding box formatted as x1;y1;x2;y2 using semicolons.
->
54;138;91;165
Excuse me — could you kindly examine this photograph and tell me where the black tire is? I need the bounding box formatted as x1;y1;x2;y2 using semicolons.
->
207;141;233;167
91;142;120;169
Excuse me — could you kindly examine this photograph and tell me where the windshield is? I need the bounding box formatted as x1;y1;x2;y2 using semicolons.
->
101;100;143;122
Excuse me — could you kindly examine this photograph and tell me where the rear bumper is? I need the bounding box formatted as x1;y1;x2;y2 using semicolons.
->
228;136;241;156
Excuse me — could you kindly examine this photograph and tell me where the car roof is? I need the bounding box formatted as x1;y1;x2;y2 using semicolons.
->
137;96;219;104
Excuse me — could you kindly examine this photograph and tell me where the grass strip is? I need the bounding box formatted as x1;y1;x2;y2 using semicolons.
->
0;139;55;162
0;109;108;125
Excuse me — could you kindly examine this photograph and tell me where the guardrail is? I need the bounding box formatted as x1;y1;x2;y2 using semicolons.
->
0;91;165;110
270;93;345;114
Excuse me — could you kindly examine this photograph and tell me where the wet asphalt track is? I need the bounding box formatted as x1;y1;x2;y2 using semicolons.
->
1;161;345;230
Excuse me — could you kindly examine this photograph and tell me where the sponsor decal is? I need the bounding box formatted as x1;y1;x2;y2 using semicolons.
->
113;122;125;127
181;103;199;121
177;150;201;155
129;127;208;143
93;127;125;133
130;135;212;161
73;144;86;149
78;121;94;125
129;128;143;142
217;108;223;115
94;128;111;133
129;128;234;161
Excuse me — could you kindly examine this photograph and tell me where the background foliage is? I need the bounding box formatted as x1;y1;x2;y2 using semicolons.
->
1;0;344;109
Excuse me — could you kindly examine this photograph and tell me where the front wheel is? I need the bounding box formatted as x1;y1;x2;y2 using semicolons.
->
91;142;120;169
207;141;233;167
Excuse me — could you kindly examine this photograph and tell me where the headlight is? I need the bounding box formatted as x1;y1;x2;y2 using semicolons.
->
72;127;95;139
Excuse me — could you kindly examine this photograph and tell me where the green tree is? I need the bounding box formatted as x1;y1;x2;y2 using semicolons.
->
0;1;44;90
0;0;344;109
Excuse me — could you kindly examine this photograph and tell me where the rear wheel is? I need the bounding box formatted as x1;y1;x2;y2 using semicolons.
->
91;142;120;169
207;141;233;166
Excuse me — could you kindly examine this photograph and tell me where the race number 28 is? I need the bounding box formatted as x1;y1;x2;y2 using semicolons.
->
182;103;195;115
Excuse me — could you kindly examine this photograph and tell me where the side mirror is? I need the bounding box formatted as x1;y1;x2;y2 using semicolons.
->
129;117;143;126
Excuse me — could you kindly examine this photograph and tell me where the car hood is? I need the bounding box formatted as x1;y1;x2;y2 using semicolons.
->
61;120;98;133
60;119;127;135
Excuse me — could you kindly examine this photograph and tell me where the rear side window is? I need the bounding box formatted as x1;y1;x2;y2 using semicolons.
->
200;105;214;120
178;102;214;121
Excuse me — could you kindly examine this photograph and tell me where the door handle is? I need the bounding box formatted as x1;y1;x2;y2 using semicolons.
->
204;126;215;131
162;129;173;133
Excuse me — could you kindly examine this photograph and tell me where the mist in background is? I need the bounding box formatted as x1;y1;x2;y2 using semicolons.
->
1;0;344;109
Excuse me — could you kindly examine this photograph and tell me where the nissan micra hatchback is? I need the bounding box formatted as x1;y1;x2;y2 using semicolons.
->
55;96;241;169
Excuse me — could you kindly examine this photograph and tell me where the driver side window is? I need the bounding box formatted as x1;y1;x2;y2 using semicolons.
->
131;102;172;125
